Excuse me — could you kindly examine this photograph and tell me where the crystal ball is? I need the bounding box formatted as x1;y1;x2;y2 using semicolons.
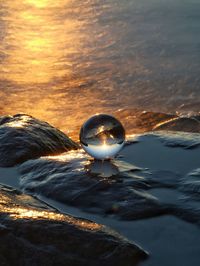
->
80;114;125;160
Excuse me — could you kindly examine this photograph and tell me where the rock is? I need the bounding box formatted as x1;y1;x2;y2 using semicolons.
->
18;133;200;226
1;112;200;168
0;223;10;236
135;111;177;132
115;109;200;134
0;185;148;266
180;169;200;194
0;114;78;167
154;131;200;149
153;117;200;133
19;150;166;220
115;109;177;134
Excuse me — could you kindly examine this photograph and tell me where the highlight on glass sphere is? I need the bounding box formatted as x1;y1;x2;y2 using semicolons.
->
80;114;125;160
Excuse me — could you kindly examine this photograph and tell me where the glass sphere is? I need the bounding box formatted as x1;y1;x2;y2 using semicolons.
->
80;114;125;160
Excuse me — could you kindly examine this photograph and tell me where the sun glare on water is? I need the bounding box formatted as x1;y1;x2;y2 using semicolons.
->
24;0;68;8
1;0;81;84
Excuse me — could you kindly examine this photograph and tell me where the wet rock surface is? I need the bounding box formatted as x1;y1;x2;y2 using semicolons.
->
18;132;200;226
153;116;200;132
1;112;200;168
0;114;78;167
0;185;147;266
153;131;200;149
1;113;200;265
19;150;165;220
116;110;200;134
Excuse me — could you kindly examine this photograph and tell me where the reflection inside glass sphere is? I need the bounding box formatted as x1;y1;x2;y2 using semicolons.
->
86;160;119;178
80;114;125;160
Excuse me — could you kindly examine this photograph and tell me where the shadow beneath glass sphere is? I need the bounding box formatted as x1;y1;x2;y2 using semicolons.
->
86;159;119;178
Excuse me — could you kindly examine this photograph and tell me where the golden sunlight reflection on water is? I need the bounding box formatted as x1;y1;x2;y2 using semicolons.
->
1;0;126;139
1;0;199;139
1;0;82;84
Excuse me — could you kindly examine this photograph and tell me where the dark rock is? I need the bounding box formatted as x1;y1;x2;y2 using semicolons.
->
154;131;200;149
135;111;177;132
115;109;177;134
18;135;200;226
153;117;200;133
19;150;166;221
0;114;78;167
116;109;200;134
147;170;180;188
180;169;200;195
0;186;148;266
0;224;10;236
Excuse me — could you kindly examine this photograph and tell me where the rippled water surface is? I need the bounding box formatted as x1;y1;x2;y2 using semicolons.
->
1;0;200;138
